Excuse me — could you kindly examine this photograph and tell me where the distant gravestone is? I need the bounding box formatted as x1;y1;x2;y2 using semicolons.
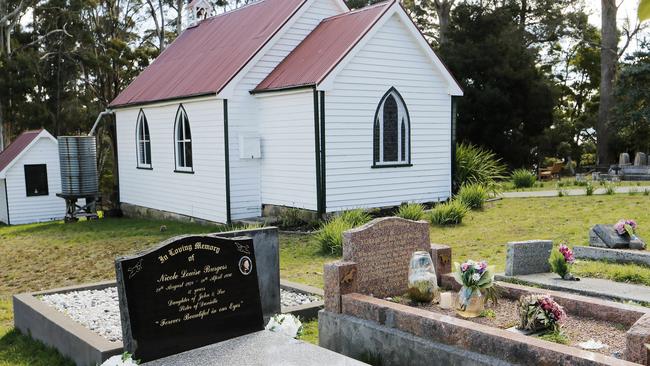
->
505;240;552;276
342;217;430;298
115;235;264;362
620;153;631;166
589;225;646;250
635;152;648;166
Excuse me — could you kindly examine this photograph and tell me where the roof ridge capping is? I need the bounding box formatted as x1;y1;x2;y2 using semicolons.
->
322;0;394;22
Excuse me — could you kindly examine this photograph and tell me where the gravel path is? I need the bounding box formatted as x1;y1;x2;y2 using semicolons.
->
40;287;322;343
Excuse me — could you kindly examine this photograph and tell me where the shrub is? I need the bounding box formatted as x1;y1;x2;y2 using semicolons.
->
430;200;468;225
455;143;507;191
644;188;650;196
316;217;352;255
395;202;426;221
585;182;594;196
511;169;537;188
605;183;616;195
316;209;372;255
278;208;306;229
339;209;372;227
457;184;489;209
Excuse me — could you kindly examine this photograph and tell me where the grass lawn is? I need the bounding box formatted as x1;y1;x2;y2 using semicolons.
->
0;194;648;364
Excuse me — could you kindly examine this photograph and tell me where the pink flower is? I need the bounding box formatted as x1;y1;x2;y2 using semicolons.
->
461;263;469;272
614;220;627;235
626;220;638;230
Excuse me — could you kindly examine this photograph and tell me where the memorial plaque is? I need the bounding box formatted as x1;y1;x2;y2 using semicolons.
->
115;235;264;362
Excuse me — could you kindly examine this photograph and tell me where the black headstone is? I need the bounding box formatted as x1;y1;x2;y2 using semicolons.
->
590;224;646;250
115;235;264;362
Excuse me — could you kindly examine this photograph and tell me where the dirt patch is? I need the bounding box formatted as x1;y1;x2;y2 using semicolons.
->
398;297;628;358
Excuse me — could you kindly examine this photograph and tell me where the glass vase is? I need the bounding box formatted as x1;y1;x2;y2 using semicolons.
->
456;287;484;318
407;251;439;303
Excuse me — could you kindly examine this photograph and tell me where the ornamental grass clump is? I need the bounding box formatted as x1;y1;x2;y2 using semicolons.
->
511;169;537;188
549;244;578;280
395;202;426;221
429;200;468;225
585;182;594;196
518;294;567;333
317;209;372;255
457;183;488;210
455;143;507;192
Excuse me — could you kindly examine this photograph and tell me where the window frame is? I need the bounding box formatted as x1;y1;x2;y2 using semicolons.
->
24;164;49;197
372;87;412;168
136;109;152;169
173;105;194;173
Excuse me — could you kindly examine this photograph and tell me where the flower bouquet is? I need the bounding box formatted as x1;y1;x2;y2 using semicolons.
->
548;244;579;281
452;260;498;317
265;314;303;339
614;219;638;237
518;294;567;333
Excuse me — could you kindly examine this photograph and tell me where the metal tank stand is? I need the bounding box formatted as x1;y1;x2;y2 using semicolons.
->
56;194;100;223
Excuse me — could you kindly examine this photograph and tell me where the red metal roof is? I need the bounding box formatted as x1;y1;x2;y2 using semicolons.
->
253;1;393;92
109;0;307;108
0;130;43;174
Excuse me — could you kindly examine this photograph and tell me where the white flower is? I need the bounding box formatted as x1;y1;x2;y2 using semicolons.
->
101;353;139;366
265;314;303;339
471;273;481;282
473;263;482;270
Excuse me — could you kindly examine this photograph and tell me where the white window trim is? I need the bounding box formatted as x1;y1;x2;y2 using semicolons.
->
137;112;151;168
175;107;193;172
375;90;410;166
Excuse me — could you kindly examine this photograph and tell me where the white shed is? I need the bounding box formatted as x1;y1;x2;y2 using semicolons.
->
0;129;65;225
109;0;462;224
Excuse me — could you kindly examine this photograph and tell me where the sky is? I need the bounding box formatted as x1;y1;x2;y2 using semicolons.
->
584;0;647;54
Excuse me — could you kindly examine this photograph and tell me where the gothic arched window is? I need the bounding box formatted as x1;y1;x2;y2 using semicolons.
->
373;88;410;166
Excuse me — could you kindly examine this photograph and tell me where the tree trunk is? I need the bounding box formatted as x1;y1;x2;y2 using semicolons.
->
597;0;617;165
176;0;182;35
434;0;453;45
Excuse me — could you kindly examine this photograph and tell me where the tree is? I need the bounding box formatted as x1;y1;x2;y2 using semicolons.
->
610;47;650;153
440;2;556;167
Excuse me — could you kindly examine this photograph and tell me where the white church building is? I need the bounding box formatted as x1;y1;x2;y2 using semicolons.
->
110;0;463;224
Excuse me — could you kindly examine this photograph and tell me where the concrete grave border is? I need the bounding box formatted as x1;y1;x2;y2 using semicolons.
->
574;246;650;267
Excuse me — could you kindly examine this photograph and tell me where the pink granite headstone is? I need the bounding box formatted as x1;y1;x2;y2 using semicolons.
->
342;217;430;298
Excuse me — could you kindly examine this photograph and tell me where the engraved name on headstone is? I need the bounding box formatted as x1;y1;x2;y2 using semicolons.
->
115;235;263;362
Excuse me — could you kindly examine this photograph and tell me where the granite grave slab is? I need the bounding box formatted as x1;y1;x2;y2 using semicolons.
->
590;225;646;250
115;235;264;362
504;240;552;276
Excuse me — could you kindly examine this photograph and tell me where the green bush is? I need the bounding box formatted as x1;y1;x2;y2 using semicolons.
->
316;217;352;255
511;169;536;188
457;184;488;209
395;203;426;221
278;208;306;229
585;182;594;196
455;143;507;191
429;200;468;225
339;209;372;227
605;183;616;195
317;209;372;255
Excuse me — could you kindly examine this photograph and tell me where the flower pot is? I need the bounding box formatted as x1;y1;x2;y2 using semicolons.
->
407;251;439;303
456;288;484;318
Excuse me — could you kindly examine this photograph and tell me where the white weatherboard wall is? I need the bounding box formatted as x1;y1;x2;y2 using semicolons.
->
227;0;342;219
4;138;65;224
0;179;7;224
116;99;227;223
324;13;452;212
258;90;317;210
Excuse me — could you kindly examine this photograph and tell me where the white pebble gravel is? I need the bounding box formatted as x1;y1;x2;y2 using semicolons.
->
280;289;322;307
41;287;122;343
39;287;322;343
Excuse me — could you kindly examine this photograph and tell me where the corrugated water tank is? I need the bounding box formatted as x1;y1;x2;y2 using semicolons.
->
58;136;99;196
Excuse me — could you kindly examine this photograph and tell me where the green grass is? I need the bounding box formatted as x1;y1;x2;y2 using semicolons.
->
573;260;650;286
428;195;650;270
